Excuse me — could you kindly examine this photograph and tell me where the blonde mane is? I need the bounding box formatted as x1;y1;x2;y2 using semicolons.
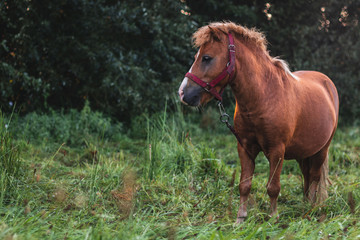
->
192;22;298;80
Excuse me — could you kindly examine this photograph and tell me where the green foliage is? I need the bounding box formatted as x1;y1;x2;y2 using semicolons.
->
10;101;123;146
0;108;359;239
0;111;21;205
144;103;217;180
0;0;197;121
1;0;359;122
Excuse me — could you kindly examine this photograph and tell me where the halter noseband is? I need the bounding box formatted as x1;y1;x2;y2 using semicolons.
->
185;33;236;102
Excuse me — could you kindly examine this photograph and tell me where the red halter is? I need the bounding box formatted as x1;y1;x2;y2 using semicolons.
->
185;33;236;102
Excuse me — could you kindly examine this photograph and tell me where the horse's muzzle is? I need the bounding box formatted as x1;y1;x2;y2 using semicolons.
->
182;84;202;106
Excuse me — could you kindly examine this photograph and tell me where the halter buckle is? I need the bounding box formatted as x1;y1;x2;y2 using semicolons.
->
204;83;211;92
228;44;235;52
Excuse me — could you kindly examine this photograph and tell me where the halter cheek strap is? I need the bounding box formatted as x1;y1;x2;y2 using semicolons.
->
185;33;236;102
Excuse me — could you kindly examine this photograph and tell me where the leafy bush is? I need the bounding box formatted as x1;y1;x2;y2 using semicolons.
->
1;0;359;123
0;0;196;122
10;101;123;146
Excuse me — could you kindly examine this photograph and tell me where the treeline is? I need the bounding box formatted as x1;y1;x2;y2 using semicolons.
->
1;0;359;123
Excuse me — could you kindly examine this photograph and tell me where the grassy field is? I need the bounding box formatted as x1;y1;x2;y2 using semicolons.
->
0;105;359;239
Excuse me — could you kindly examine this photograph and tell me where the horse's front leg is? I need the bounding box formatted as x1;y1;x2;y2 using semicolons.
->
236;144;257;224
266;148;285;218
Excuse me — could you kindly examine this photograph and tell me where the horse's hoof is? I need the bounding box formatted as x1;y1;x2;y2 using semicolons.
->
234;216;246;225
269;213;280;220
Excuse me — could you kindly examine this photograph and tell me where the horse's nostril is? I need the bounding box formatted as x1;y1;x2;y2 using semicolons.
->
183;93;200;106
179;90;188;105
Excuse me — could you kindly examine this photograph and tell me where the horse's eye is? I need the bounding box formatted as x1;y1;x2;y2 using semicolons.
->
202;55;212;63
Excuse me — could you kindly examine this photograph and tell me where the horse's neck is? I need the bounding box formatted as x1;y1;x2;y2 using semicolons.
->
230;48;288;114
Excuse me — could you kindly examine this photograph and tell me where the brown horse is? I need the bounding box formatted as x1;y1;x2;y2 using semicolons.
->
178;22;339;223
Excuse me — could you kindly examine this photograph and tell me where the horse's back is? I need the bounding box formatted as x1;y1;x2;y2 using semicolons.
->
284;71;339;159
294;71;339;112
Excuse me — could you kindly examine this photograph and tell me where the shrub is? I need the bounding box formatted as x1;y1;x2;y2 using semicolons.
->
10;101;123;146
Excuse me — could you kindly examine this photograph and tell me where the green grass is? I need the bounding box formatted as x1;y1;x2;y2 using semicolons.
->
0;106;359;239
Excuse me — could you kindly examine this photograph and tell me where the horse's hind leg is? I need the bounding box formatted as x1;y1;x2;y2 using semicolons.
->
307;147;329;204
318;152;329;203
297;158;311;199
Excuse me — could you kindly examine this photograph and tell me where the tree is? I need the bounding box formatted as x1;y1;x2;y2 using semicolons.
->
0;0;197;121
1;0;359;122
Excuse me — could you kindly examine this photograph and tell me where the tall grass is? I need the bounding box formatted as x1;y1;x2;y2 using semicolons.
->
0;111;21;206
144;102;226;182
0;104;359;239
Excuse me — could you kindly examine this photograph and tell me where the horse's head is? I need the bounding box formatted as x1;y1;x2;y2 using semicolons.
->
178;27;235;106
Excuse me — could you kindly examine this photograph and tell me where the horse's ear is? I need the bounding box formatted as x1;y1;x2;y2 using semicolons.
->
208;26;220;42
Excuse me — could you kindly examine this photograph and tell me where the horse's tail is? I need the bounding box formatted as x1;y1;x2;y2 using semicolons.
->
317;153;330;203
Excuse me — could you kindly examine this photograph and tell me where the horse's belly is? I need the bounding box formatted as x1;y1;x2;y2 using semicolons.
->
284;106;336;160
284;131;331;159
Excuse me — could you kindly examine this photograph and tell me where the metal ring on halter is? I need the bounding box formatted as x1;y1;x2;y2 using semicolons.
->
220;113;230;123
204;82;211;92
